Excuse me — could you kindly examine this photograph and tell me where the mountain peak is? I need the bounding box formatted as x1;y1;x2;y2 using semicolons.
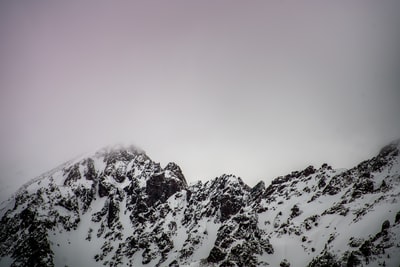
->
1;140;400;267
378;138;400;157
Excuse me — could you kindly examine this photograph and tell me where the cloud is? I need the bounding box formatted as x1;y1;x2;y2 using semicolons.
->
0;0;399;200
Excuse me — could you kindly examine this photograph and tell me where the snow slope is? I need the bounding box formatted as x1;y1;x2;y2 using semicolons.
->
1;140;400;266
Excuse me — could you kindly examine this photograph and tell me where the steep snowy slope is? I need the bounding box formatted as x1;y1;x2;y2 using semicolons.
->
1;141;399;267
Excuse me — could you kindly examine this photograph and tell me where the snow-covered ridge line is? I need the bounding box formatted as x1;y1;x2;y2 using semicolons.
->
0;139;400;267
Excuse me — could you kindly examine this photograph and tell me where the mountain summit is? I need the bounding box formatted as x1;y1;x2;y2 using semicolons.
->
1;141;400;266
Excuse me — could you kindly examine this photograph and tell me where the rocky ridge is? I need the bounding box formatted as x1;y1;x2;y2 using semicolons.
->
1;141;400;266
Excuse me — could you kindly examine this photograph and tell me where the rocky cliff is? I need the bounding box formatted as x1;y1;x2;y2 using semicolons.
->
1;141;400;266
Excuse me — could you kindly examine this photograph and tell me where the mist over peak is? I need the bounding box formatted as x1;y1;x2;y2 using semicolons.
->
1;140;400;266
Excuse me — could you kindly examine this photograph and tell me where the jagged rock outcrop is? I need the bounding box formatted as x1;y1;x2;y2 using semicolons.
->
1;140;400;267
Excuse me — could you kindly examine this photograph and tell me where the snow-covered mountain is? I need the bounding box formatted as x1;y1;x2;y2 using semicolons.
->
1;141;400;267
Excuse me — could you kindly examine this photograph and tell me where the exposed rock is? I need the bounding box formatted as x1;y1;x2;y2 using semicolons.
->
280;259;291;267
395;211;400;224
1;140;400;267
145;171;185;206
290;204;302;218
63;163;81;186
381;220;390;232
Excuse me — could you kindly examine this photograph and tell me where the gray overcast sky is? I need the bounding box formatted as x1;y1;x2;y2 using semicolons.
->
1;0;399;200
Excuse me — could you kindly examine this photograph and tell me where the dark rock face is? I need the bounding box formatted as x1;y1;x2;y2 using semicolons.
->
63;163;81;186
107;199;119;227
207;213;273;266
280;259;291;267
83;158;97;180
1;140;400;267
98;177;111;197
290;204;302;218
251;180;265;200
164;162;187;186
145;171;186;206
219;194;242;221
351;179;374;199
381;220;390;232
208;247;226;263
347;251;362;267
395;211;400;224
308;252;341;267
0;203;56;267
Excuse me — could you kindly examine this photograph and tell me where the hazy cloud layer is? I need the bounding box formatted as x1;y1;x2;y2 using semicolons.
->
1;1;399;199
